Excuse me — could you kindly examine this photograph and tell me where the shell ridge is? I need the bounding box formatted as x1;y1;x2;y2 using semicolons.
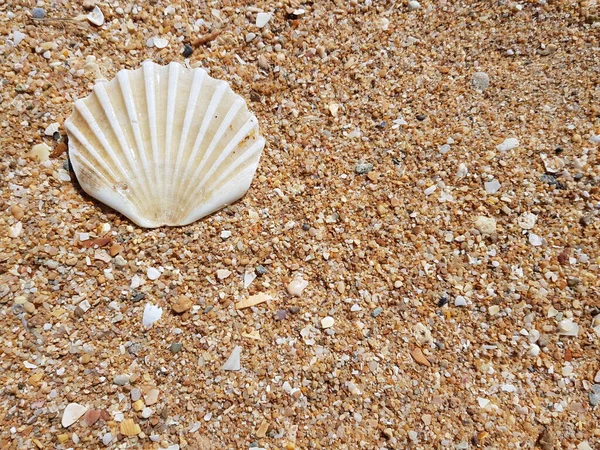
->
66;109;121;183
173;82;227;206
194;117;257;192
169;68;206;207
93;83;151;206
117;70;155;208
206;137;264;195
180;98;244;201
143;62;160;205
164;63;181;219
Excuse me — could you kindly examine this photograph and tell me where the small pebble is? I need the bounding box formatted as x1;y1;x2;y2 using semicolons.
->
528;233;543;247
102;433;113;446
287;276;308;296
113;374;130;386
274;309;288;321
321;316;335;329
484;179;501;194
217;269;231;280
474;216;497;235
471;71;490;91
182;44;193;57
256;12;272;28
496;137;519;152
454;296;467;307
588;385;600;406
355;163;374;174
147;267;161;280
169;343;183;354
371;307;384;318
32;8;46;19
407;1;421;11
255;265;267;276
31;143;51;162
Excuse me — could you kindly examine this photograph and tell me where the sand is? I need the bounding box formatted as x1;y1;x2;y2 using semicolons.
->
1;0;599;449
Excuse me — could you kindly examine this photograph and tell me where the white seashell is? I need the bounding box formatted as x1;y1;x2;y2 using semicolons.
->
87;6;105;26
65;61;265;227
62;403;88;428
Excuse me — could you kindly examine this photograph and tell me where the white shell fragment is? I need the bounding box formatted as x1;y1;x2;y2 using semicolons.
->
44;122;60;136
256;12;272;28
87;6;105;26
65;61;265;228
496;137;519;152
62;403;88;428
142;303;163;328
222;345;242;371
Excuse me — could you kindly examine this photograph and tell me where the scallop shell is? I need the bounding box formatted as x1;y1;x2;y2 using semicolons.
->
65;61;265;227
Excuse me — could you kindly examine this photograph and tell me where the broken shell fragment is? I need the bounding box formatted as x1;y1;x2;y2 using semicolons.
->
65;61;265;228
62;403;88;428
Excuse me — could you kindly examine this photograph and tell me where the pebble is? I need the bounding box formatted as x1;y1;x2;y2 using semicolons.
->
274;309;288;321
488;305;500;315
217;269;231;280
474;216;497;235
455;296;467;307
484;179;501;194
222;346;242;371
113;374;130;385
589;135;600;144
558;319;579;336
144;389;159;405
220;230;231;240
578;442;593;450
147;267;161;280
355;163;374;174
287;276;308;296
102;433;113;446
528;233;543;247
8;222;23;238
496;137;520;152
528;344;540;357
321;316;335;329
471;71;490;91
141;407;153;419
371;307;384;317
182;44;193;57
84;409;101;426
517;212;537;230
87;6;104;26
142;304;163;328
32;8;45;19
31;143;51;162
169;343;183;354
130;388;141;401
171;296;192;314
255;12;272;28
255;265;267;276
153;37;169;49
407;1;421;11
62;403;88;428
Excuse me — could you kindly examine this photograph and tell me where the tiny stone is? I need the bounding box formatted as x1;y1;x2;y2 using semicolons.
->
32;8;46;19
171;296;192;314
217;269;231;280
408;1;421;11
147;267;161;280
474;216;497;235
169;343;183;354
371;307;384;318
287;276;308;296
141;407;153;419
31;143;51;162
274;309;288;321
455;296;467;307
255;265;267;276
182;44;193;57
256;12;272;28
588;385;600;406
488;305;500;315
529;233;543;247
321;316;335;329
131;388;142;402
102;433;113;446
484;179;501;194
113;374;130;386
471;71;490;91
355;163;374;174
496;137;519;152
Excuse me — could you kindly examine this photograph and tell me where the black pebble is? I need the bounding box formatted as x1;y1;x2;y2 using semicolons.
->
182;44;193;58
416;114;426;121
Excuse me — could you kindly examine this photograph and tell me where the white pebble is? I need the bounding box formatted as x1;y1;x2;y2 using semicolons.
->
456;163;468;178
484;179;501;194
287;276;308;296
153;37;169;49
496;137;519;152
454;296;467;307
222;345;242;371
12;30;26;46
321;316;335;329
517;212;537;230
147;267;161;280
471;71;490;91
528;233;543;247
31;143;51;162
589;135;600;144
87;6;104;26
142;304;162;328
8;222;23;238
255;12;272;28
217;269;231;280
528;344;540;357
474;216;497;235
407;0;421;11
220;230;231;239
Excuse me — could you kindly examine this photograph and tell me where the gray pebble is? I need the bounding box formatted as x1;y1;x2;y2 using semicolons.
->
113;374;129;386
407;0;421;11
255;265;267;276
274;309;288;321
589;384;600;407
101;432;113;446
131;388;142;401
169;342;183;354
371;307;384;318
355;163;374;175
32;8;46;19
471;72;490;91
